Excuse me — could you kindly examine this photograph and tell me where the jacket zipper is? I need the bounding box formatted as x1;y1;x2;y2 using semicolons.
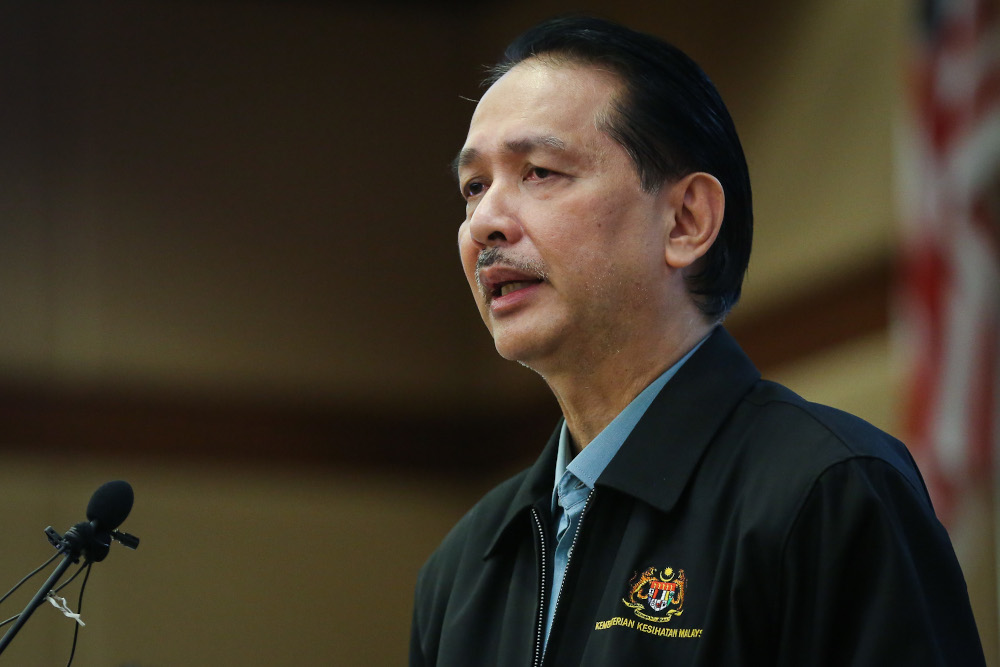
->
533;489;596;667
530;508;548;667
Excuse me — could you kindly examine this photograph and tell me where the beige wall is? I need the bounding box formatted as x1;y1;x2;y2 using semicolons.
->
0;1;994;665
0;0;905;405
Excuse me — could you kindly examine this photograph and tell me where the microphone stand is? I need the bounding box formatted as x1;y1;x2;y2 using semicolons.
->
0;521;108;655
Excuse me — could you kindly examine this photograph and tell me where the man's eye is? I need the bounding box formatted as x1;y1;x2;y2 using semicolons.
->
464;182;485;198
528;167;553;180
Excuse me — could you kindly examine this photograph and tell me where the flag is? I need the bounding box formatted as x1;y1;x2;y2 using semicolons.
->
896;0;1000;525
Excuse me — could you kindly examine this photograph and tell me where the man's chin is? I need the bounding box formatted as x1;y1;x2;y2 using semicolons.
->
493;338;528;363
492;333;556;369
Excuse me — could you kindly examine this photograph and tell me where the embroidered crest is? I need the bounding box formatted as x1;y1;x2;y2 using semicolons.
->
622;566;686;623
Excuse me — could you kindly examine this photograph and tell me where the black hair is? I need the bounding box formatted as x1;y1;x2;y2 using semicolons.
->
486;16;753;319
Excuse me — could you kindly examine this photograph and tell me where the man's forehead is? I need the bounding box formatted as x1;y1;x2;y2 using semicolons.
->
453;63;621;177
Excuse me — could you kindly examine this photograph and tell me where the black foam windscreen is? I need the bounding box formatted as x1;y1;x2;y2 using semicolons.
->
85;480;134;532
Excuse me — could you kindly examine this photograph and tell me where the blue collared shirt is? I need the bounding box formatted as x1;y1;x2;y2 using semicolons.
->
544;338;706;647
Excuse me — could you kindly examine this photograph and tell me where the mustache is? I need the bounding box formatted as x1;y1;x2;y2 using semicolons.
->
475;247;549;296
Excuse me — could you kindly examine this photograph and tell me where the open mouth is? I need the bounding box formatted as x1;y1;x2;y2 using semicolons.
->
493;280;543;298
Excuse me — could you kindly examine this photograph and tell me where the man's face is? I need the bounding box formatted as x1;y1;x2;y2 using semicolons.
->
456;60;670;373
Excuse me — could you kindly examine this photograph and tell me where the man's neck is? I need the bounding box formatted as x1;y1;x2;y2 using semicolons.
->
543;321;714;453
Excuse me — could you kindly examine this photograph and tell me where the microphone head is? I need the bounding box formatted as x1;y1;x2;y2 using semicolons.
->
86;480;134;532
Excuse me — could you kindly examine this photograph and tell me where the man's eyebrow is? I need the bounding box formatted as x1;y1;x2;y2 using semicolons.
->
451;135;568;179
451;147;480;178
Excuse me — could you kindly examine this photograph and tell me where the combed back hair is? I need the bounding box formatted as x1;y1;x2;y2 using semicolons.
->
485;16;753;320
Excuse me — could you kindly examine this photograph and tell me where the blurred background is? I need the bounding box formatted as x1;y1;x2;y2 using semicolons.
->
0;0;996;664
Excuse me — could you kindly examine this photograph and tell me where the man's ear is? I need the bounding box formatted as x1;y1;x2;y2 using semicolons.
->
662;172;725;269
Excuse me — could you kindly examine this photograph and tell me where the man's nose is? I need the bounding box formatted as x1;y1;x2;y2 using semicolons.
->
468;183;523;247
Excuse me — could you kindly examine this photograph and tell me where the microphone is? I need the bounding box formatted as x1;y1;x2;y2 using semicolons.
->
0;480;141;655
57;481;140;563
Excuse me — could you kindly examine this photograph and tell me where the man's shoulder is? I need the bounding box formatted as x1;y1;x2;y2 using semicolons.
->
732;378;927;497
744;380;908;454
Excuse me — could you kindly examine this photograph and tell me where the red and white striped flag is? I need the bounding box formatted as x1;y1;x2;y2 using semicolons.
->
896;0;1000;525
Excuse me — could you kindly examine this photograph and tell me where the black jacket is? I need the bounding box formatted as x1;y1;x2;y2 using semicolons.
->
410;328;985;666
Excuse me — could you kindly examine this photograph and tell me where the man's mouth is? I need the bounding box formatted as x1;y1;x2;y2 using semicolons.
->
476;253;548;303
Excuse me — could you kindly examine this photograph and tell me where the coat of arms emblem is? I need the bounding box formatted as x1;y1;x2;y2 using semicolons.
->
622;566;686;623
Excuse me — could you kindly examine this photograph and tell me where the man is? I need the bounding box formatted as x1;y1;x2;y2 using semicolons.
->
411;16;986;666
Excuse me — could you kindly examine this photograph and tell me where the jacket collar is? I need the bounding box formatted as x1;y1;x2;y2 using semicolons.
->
483;326;760;558
598;326;760;513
